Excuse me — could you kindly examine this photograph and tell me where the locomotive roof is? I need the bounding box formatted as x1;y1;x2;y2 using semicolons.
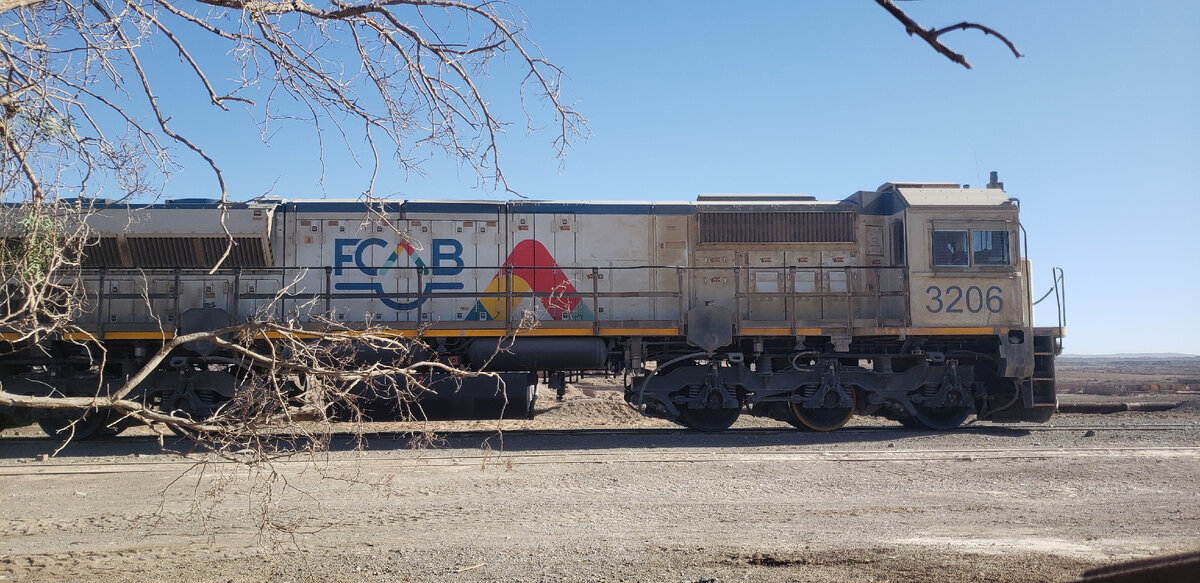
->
892;186;1013;207
279;199;845;215
849;184;1015;215
29;184;1014;216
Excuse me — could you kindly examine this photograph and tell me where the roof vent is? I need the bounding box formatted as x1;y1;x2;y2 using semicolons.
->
59;197;114;206
698;211;855;243
877;182;961;192
986;171;1004;190
696;193;816;202
166;198;222;205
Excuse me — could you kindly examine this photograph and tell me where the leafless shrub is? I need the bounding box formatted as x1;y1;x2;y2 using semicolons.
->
0;200;90;342
1;0;578;452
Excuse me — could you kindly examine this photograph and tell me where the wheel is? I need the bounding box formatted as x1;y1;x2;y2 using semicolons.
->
677;406;740;432
29;374;127;440
786;395;855;432
907;404;972;431
37;409;123;440
154;370;238;437
165;413;205;440
95;417;126;438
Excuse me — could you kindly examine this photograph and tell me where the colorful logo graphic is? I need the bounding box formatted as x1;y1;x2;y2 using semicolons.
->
465;240;593;321
381;239;426;274
332;237;592;319
333;237;464;311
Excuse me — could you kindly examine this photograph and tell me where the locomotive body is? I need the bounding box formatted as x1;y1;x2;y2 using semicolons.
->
1;178;1064;436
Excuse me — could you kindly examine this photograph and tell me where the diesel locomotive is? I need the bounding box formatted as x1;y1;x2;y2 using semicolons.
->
0;174;1064;437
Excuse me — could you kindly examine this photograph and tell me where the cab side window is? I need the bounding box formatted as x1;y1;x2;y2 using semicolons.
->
931;230;969;267
972;230;1010;265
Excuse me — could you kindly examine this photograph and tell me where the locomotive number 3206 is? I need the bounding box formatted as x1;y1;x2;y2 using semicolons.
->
925;285;1004;314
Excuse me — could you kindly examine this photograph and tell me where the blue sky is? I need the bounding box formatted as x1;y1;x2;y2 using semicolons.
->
147;1;1199;355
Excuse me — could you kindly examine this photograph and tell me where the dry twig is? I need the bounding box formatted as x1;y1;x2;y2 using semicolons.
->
875;0;1022;69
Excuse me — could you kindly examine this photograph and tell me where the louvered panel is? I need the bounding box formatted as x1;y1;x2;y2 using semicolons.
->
126;237;272;268
199;237;270;268
81;237;123;267
198;238;224;267
127;237;191;267
698;212;855;243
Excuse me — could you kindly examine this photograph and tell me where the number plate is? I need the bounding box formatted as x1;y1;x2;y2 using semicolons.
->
924;284;1004;314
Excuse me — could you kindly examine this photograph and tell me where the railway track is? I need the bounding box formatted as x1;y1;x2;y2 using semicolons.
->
2;431;1198;477
399;421;1200;438
1;420;1196;450
4;445;1200;477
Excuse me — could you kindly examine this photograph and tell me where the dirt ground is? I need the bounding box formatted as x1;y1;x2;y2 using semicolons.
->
1;358;1199;582
1056;355;1200;394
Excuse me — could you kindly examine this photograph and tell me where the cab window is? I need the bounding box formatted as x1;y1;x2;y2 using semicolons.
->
972;230;1010;265
931;230;969;267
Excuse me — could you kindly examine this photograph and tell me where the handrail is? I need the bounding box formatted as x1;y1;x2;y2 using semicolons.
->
1052;266;1066;330
1031;266;1067;331
1019;222;1033;328
72;263;917;330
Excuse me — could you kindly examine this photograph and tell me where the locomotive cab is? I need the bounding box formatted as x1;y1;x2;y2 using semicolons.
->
851;181;1057;424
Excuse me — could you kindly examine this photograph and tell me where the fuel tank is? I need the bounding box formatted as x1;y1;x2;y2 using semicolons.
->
465;337;608;371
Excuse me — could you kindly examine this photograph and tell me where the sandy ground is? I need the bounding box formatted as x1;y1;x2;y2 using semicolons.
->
1;359;1199;582
1056;356;1200;394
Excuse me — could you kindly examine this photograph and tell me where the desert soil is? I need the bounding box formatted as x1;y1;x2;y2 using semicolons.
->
1;358;1199;582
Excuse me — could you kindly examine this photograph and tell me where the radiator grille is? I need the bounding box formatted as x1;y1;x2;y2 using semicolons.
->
126;237;270;268
79;237;122;267
698;212;856;243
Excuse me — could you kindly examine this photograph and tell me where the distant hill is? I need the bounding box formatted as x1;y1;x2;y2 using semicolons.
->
1060;353;1199;359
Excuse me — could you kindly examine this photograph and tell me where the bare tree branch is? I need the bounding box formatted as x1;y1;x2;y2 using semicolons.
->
1;1;587;201
875;0;1023;70
930;21;1023;60
0;1;569;457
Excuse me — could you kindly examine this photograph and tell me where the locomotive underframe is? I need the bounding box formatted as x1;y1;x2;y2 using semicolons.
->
0;333;543;436
619;331;1056;431
2;325;1058;437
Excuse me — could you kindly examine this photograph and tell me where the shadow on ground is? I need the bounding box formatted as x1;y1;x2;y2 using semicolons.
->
0;423;1031;460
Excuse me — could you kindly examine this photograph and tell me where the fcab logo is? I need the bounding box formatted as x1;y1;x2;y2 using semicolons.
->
333;237;464;311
